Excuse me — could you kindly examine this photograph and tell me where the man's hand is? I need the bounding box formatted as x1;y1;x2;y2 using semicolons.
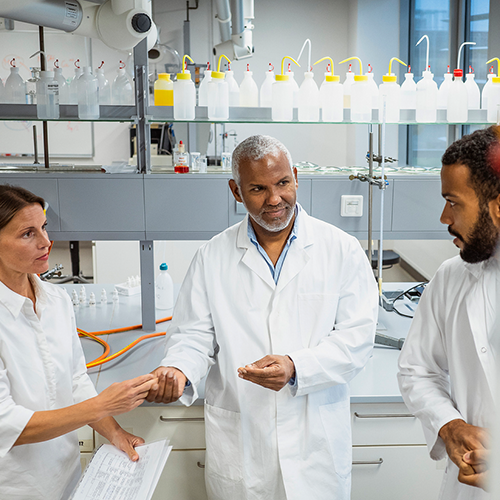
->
146;366;187;404
459;449;490;491
439;419;489;476
237;355;295;391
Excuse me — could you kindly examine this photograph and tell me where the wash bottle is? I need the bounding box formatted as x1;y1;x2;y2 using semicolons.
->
174;55;195;120
314;57;343;122
272;56;300;121
339;57;370;122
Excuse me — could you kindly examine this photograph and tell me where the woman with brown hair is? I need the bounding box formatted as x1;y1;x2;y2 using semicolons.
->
0;184;158;499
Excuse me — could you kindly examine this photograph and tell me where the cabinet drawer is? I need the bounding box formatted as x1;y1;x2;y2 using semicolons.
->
351;446;444;500
96;405;205;450
351;403;425;445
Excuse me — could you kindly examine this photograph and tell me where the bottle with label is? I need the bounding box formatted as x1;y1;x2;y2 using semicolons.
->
314;57;343;122
36;70;59;119
415;34;438;123
54;62;70;104
154;73;173;106
225;62;240;107
447;69;468;122
378;57;406;122
464;67;480;110
155;263;174;314
342;64;355;108
272;56;300;121
112;62;134;105
174;55;196;120
259;63;275;107
239;64;259;107
78;67;100;119
96;63;111;105
486;58;500;123
339;57;370;122
174;140;190;173
366;64;378;109
298;69;319;122
400;67;417;109
68;61;83;105
208;54;231;120
198;63;212;106
286;64;300;108
437;66;453;109
5;60;26;104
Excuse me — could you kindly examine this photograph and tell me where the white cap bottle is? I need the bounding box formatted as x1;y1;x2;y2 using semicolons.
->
68;62;83;105
272;56;300;121
225;62;240;107
447;69;468;123
400;67;417;109
314;57;343;122
78;67;100;119
36;70;59;119
207;54;231;120
298;70;319;122
259;63;275;108
378;57;406;122
340;57;370;122
156;263;174;314
365;65;378;110
198;63;212;106
96;63;112;105
437;66;453;109
112;64;134;105
174;55;196;120
5;61;26;104
239;64;258;107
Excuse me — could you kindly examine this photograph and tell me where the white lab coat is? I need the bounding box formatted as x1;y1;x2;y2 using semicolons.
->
161;208;378;500
398;255;499;500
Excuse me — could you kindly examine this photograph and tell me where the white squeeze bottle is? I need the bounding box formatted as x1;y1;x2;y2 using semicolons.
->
314;57;343;122
260;63;275;107
113;62;134;105
272;56;300;121
226;62;239;107
366;64;378;109
208;54;231;120
239;63;258;107
198;62;212;106
438;66;453;109
53;60;70;104
415;35;438;123
36;70;59;119
342;63;355;108
68;60;83;105
5;59;26;104
156;263;174;314
486;57;500;124
340;56;370;122
174;54;196;120
378;57;406;122
78;67;99;120
286;63;300;108
400;66;417;109
298;66;319;122
96;62;112;105
464;66;480;110
447;42;475;123
482;66;495;110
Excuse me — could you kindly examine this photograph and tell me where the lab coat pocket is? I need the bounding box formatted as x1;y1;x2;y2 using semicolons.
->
319;399;352;478
298;293;339;346
204;402;243;481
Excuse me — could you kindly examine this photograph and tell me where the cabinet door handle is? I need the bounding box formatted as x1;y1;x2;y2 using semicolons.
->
353;412;415;419
352;458;384;465
197;462;205;469
159;417;204;422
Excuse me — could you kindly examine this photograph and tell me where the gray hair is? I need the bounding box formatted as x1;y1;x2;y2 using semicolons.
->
231;135;293;186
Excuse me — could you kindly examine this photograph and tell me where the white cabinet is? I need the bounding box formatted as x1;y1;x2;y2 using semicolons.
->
351;402;445;500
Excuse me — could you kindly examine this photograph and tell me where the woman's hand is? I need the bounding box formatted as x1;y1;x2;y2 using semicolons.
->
109;428;146;462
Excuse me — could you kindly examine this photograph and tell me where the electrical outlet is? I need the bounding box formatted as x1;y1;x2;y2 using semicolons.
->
341;195;363;217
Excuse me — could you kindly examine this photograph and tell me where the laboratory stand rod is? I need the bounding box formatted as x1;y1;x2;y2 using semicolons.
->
367;124;374;268
39;26;50;169
140;240;156;332
133;38;151;174
378;122;386;291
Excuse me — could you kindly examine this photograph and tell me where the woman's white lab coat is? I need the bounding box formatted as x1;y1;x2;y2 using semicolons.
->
161;209;378;500
398;255;499;500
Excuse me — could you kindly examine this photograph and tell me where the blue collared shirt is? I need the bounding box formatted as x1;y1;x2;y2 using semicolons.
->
247;204;300;284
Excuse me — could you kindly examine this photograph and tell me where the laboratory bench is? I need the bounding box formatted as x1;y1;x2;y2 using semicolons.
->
70;282;444;500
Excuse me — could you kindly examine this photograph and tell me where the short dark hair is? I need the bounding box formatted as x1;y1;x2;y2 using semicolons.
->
441;126;500;203
0;184;45;232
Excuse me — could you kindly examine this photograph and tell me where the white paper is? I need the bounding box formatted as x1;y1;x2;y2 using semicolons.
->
71;440;172;500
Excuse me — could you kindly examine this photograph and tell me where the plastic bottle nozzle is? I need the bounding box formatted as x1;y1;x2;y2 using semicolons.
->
383;57;406;83
276;56;300;81
486;58;500;83
416;34;430;71
177;54;194;80
314;56;339;82
339;57;367;82
212;54;231;79
457;42;476;71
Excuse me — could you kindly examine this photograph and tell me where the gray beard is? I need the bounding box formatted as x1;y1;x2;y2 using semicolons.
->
248;205;295;232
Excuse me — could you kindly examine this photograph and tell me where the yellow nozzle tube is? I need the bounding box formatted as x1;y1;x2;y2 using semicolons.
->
314;57;334;76
280;56;300;76
181;54;194;73
217;54;231;72
388;57;407;75
339;57;363;76
487;58;500;74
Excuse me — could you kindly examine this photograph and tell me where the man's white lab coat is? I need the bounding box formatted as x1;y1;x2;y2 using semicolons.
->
160;209;378;500
398;255;499;500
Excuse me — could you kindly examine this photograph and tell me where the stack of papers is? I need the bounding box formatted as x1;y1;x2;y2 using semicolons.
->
70;440;172;500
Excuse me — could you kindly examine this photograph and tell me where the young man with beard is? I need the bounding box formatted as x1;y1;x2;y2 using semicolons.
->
398;126;500;500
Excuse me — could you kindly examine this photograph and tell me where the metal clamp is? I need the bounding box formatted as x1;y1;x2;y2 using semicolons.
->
159;416;204;422
354;412;415;419
352;458;384;465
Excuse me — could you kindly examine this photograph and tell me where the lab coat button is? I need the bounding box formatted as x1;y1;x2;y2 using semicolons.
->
481;347;487;353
